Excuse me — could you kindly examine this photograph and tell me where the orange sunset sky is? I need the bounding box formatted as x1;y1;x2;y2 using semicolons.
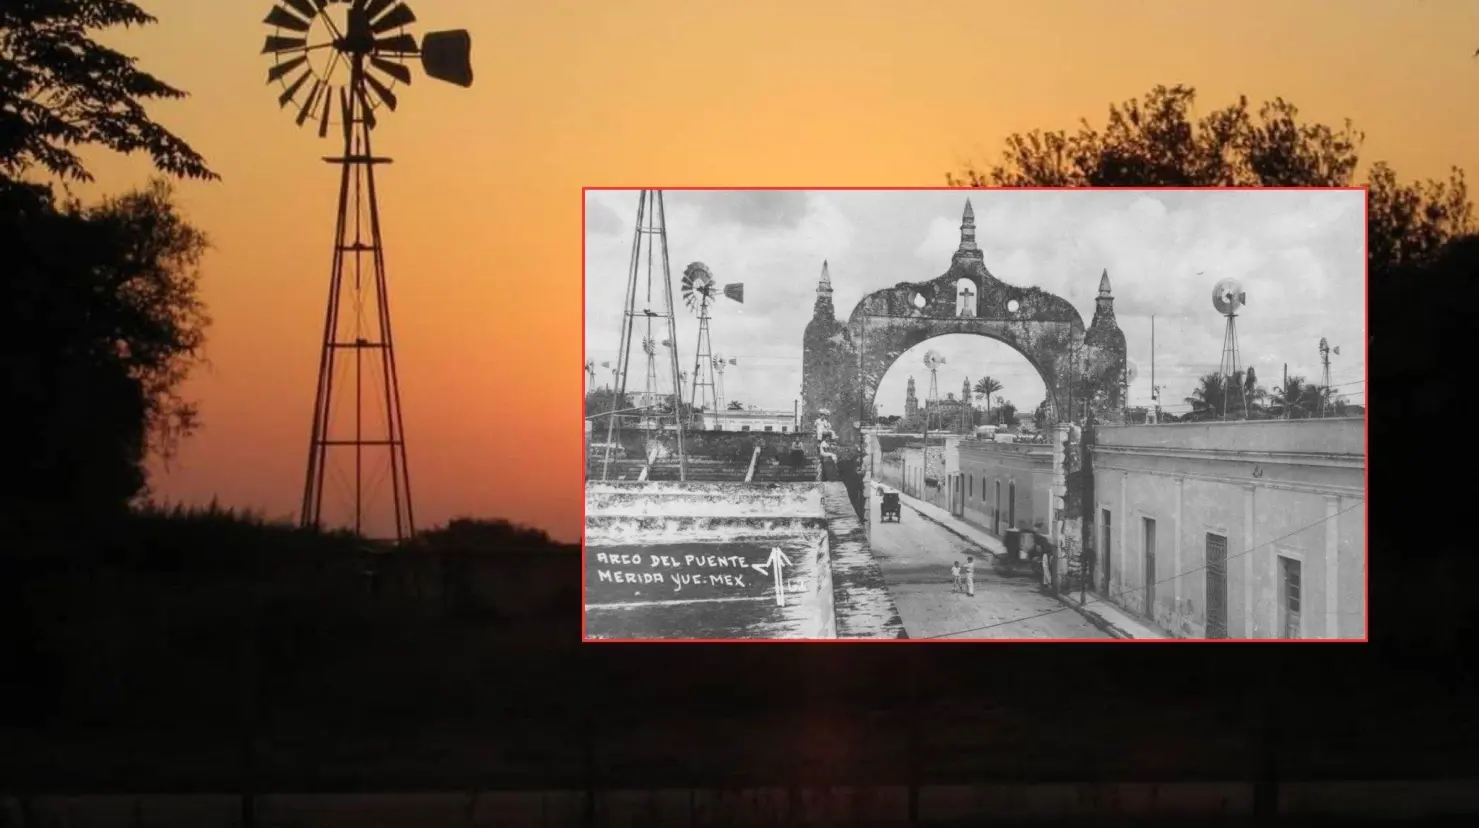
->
66;0;1478;543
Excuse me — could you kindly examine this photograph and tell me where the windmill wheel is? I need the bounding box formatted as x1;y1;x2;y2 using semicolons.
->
682;262;716;313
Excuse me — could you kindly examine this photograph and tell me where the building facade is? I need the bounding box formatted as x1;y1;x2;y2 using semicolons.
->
1090;419;1365;639
956;439;1054;537
702;408;799;433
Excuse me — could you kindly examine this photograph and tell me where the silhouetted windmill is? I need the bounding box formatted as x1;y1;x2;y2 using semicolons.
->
262;0;473;541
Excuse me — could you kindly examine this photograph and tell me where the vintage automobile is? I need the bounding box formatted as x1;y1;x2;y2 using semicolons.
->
879;491;902;522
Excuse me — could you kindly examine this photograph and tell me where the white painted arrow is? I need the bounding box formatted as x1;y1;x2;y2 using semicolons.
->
758;546;793;606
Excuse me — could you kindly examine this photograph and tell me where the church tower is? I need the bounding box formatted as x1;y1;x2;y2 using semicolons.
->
905;376;919;421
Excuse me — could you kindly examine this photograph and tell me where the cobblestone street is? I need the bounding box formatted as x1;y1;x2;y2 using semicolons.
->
868;491;1108;639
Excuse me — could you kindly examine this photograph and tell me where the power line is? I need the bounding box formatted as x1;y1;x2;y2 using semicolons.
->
919;501;1364;640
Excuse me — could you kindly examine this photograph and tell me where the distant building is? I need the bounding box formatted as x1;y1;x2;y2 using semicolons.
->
701;407;798;433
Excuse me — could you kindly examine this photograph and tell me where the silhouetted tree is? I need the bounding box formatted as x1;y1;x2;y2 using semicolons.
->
0;0;217;182
727;400;744;410
948;84;1473;286
3;178;210;519
2;2;216;526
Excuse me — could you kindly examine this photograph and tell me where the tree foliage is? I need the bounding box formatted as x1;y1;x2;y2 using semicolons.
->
949;83;1473;287
0;0;217;182
3;176;210;516
2;1;216;522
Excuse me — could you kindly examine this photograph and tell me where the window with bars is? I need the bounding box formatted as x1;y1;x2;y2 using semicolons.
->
1280;556;1302;639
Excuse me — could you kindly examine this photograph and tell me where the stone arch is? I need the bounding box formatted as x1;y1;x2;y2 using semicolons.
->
843;264;1087;448
799;198;1126;485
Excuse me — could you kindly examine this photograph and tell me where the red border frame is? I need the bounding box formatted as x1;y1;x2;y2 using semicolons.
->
582;186;1369;645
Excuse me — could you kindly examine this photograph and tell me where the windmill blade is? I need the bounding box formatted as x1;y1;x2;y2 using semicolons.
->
370;3;417;34
363;71;398;110
295;80;323;125
318;82;334;137
267;54;309;84
375;33;420;55
723;283;744;303
370;55;412;85
281;0;322;19
262;34;308;54
277;69;312;107
421;30;474;87
264;6;313;32
363;0;397;22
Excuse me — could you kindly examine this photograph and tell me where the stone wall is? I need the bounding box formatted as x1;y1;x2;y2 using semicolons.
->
584;481;899;639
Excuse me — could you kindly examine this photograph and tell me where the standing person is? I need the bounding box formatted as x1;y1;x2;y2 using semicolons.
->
951;560;962;593
963;555;976;597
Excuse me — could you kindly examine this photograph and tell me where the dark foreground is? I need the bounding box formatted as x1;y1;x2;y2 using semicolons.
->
1;510;1476;824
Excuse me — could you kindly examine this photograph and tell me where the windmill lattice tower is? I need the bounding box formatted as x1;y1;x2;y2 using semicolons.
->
681;265;744;428
640;335;661;429
1212;279;1249;421
923;350;945;442
1319;337;1340;417
712;355;738;428
603;191;686;482
263;0;473;541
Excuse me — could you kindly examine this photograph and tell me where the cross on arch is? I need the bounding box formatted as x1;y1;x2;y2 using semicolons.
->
957;283;977;317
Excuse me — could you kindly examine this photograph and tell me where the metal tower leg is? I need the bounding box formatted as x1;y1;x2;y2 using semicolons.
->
300;56;415;542
603;191;686;482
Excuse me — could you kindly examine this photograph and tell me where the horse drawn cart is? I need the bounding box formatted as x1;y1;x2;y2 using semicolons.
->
879;491;902;523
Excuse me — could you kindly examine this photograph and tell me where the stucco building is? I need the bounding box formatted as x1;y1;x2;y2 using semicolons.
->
957;439;1054;536
1090;418;1365;639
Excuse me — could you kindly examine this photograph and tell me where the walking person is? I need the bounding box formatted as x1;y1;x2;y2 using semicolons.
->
963;555;976;597
951;560;962;594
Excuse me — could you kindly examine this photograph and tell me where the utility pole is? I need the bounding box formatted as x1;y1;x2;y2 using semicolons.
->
1283;363;1289;420
1150;316;1162;424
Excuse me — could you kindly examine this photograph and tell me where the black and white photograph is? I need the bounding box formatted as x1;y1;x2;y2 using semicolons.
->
584;188;1367;641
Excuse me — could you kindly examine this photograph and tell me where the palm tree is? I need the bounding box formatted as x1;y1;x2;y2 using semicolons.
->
1272;374;1343;419
1184;369;1272;420
974;376;1003;421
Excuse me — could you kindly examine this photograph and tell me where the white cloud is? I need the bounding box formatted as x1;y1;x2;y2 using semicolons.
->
585;189;1366;416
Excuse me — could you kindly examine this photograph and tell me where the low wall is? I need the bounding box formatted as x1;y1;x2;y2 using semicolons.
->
1098;417;1365;456
584;482;835;639
604;429;812;464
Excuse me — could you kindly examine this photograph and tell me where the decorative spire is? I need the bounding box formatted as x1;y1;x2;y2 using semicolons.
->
954;198;982;263
1089;267;1118;330
811;259;835;321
